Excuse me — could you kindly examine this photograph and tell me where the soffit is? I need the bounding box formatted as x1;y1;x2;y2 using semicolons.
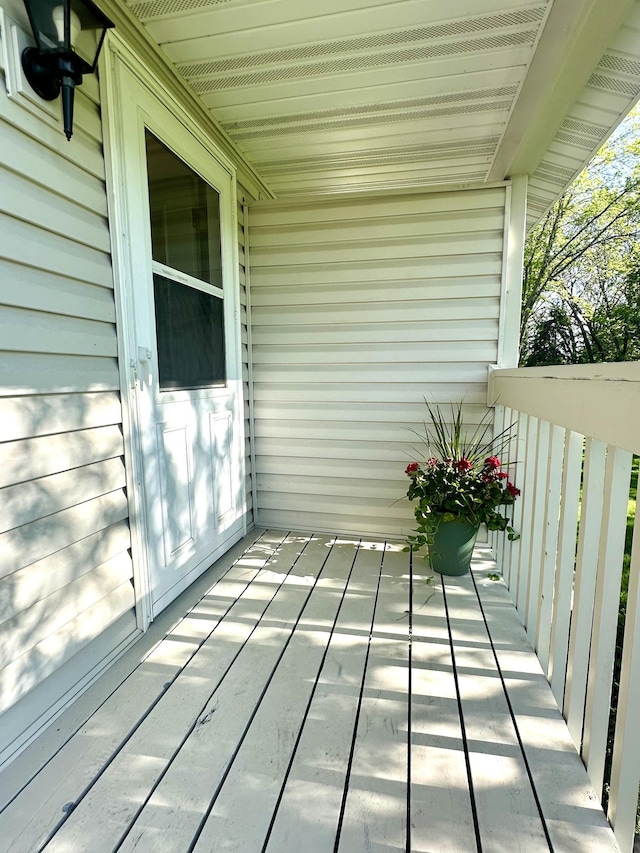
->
121;0;640;224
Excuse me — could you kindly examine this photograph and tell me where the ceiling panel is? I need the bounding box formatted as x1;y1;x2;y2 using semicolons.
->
122;0;640;221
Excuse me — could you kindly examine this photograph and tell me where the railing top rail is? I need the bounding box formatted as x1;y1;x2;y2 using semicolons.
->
490;362;640;381
488;362;640;455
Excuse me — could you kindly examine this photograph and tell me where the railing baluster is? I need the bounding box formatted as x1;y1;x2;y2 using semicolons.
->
500;405;514;585
491;403;506;558
515;414;538;620
536;424;565;677
526;418;550;647
608;490;640;853
506;411;527;601
549;430;583;707
565;438;607;750
582;447;633;795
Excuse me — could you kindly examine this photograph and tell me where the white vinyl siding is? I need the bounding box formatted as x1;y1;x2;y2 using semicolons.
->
0;22;136;766
248;186;508;538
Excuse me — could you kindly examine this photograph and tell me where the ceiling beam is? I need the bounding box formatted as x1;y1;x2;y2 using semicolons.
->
487;0;635;181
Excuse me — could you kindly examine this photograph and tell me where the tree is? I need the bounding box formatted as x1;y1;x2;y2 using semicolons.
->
520;108;640;366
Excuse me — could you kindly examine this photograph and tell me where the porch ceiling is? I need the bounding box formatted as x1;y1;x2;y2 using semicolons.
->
122;0;640;223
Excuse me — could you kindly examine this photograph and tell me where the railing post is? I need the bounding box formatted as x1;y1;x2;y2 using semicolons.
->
515;414;538;621
500;405;514;586
492;402;506;565
506;411;527;608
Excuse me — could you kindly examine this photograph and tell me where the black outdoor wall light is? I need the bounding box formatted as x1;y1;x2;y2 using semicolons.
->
21;0;114;140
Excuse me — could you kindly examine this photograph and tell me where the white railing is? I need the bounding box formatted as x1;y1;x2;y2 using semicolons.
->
488;362;640;853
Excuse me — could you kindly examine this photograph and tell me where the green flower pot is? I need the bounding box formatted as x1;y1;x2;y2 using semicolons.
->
428;516;480;576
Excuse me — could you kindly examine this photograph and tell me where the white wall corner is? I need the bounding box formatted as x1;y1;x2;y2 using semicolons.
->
498;175;528;369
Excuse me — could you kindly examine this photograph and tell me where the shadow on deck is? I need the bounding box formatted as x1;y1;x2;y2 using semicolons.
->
0;529;621;852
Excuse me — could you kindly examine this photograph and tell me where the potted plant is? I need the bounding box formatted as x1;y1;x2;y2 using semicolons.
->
404;402;520;576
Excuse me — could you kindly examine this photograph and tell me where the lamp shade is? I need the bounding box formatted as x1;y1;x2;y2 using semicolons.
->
23;0;113;73
21;0;114;139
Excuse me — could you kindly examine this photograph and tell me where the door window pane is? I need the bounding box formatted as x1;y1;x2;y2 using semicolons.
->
153;274;225;390
146;132;223;288
145;130;226;391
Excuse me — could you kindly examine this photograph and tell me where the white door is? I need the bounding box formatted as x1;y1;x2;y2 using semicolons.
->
107;61;245;619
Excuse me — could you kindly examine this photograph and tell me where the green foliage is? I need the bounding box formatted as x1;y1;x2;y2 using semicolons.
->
521;107;640;366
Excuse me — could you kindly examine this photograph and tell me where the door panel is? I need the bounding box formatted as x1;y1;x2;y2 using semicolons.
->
157;422;194;559
211;411;233;523
106;59;245;621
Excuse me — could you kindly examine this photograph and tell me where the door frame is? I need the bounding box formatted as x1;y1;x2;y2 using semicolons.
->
101;35;246;630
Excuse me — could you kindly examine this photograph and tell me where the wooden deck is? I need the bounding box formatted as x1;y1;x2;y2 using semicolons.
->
0;529;622;852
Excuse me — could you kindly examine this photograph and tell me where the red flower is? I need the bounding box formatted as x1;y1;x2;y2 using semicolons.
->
454;457;472;472
485;456;501;470
506;482;521;497
405;462;420;475
497;471;509;480
426;457;439;467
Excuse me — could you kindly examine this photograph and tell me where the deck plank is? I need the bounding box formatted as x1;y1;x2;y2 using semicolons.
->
191;535;363;852
0;530;623;853
336;542;409;853
472;564;621;853
112;532;333;852
410;558;478;853
0;528;276;853
444;569;553;852
41;533;316;852
263;538;387;852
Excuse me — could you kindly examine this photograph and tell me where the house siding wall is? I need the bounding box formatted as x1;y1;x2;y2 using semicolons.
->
0;9;255;765
248;186;508;538
0;17;138;762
